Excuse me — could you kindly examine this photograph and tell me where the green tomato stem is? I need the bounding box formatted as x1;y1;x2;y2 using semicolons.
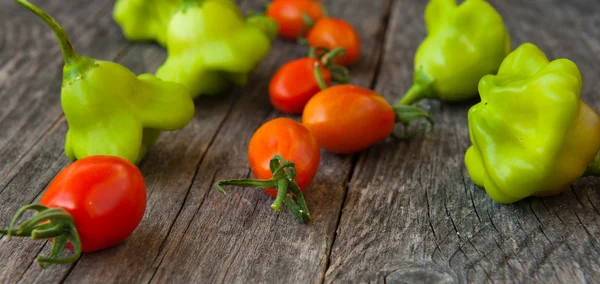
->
301;13;315;34
0;205;82;268
391;104;435;140
272;179;289;212
313;62;329;90
328;65;351;83
214;154;311;223
320;48;346;66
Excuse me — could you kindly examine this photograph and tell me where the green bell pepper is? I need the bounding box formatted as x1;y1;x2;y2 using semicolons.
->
399;0;511;105
113;0;278;99
465;43;600;203
18;0;195;164
113;0;183;46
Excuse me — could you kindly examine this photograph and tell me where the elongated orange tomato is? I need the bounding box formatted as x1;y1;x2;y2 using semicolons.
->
302;85;394;154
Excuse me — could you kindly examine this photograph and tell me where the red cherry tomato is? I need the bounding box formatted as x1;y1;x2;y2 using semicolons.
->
0;156;147;267
248;118;320;196
270;58;331;114
41;155;147;252
302;85;395;154
267;0;325;40
307;18;361;66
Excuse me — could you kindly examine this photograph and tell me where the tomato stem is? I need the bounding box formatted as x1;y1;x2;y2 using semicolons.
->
0;205;82;268
328;65;350;83
320;48;346;66
313;62;328;90
214;154;311;223
309;47;351;88
272;179;289;211
299;12;315;38
391;104;435;140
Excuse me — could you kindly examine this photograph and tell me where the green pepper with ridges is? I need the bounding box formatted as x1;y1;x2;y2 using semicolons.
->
113;0;183;46
113;0;278;99
17;0;195;164
398;0;511;105
465;43;600;203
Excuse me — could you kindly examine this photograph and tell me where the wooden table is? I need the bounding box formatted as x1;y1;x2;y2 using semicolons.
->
1;0;599;283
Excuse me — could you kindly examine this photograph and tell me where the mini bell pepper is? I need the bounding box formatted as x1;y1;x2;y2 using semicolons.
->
155;0;278;98
465;43;600;203
113;0;278;99
398;0;511;105
113;0;183;46
17;0;195;164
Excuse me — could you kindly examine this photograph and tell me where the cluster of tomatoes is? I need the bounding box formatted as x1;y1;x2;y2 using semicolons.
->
1;0;428;268
217;0;432;223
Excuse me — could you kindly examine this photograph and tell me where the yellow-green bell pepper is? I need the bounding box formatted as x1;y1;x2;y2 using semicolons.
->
113;0;182;47
17;0;194;164
399;0;511;105
113;0;278;99
465;43;600;203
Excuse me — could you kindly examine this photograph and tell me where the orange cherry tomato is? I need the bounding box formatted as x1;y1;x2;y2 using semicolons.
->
307;18;361;66
302;85;395;154
267;0;325;40
248;118;320;197
270;58;331;114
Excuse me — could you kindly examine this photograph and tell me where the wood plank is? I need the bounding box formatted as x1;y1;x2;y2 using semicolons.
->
325;0;600;282
138;0;392;283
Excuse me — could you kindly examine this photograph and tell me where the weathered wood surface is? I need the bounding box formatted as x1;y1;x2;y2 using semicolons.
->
0;0;599;283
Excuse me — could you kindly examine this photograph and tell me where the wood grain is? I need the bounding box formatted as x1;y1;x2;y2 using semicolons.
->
0;0;599;283
325;0;600;283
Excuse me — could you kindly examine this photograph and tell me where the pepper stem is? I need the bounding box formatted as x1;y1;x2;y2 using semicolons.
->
398;71;435;105
214;154;311;223
15;0;95;83
584;151;600;177
0;204;82;268
14;0;78;65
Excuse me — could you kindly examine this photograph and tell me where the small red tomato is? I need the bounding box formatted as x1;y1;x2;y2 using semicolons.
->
307;18;361;66
0;156;146;267
267;0;325;40
41;156;147;252
248;118;320;196
302;85;395;154
270;58;331;114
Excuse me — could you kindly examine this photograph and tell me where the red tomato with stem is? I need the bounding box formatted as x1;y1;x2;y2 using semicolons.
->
215;118;320;222
302;85;433;154
269;47;349;114
270;58;331;114
248;118;320;195
0;156;147;268
267;0;326;40
307;18;361;66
